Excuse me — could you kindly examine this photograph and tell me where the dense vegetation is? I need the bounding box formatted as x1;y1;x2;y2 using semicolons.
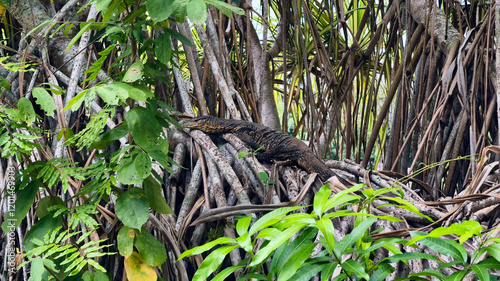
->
1;0;500;280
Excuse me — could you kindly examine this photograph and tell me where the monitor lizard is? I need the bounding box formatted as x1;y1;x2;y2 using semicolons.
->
182;116;346;183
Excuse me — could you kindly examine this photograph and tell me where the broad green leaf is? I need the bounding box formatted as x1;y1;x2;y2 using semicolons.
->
2;180;40;234
212;264;246;281
117;151;143;184
143;176;174;215
18;97;36;124
134;152;152;179
471;264;489;281
91;124;128;150
485;244;500;262
172;0;189;22
28;257;44;281
125;107;163;147
321;262;338;281
236;273;268;281
117;226;135;258
193;245;238;281
156;33;172;64
96;83;129;105
178;237;237;259
407;221;482;245
316;217;335;254
115;188;150;229
32;88;56;117
340;217;376;253
64;88;94;111
258;172;269;183
445;270;467;281
147;0;174;22
82;269;109;281
313;185;332;217
381;252;442;264
135;227;167;266
256;228;282;240
35;196;64;218
164;28;193;47
124;252;157;281
236;232;252;253
477;257;500;269
408;269;445;279
275;227;318;272
288;263;326;281
205;0;244;17
248;206;302;236
96;0;113;12
249;222;308;266
417;237;467;263
236;215;252;236
369;264;395;281
340;259;369;280
23;213;63;252
277;243;316;281
122;61;144;82
187;0;207;24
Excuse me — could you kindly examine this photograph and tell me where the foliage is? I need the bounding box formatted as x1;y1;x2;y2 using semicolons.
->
180;185;500;280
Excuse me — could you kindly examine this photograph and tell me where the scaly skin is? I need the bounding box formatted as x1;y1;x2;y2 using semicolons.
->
182;116;338;181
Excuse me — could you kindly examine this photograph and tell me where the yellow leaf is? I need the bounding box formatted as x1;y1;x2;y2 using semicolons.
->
124;252;157;281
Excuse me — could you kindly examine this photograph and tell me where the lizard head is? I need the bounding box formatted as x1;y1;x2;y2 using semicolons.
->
181;116;225;133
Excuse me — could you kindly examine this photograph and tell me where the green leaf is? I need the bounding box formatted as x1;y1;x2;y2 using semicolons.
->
313;185;332;218
416;237;467;263
172;0;189;22
316;217;335;254
248;206;302;236
212;263;246;281
381;252;442;264
143;176;174;215
91;124;129;150
64;88;94;111
82;269;109;281
179;237;237;260
236;215;252;236
156;33;172;64
287;263;325;281
126;107;164;147
122;61;144;82
237;151;251;159
258;172;269;183
445;270;467;281
407;269;445;279
117;151;143;184
341;259;369;280
187;0;207;24
96;83;129;105
18;97;36;124
134;152;152;179
117;226;135;258
340;217;376;253
275;227;318;273
477;257;500;270
66;21;93;52
147;0;174;22
249;222;308;266
277;243;316;281
2;180;40;234
485;244;500;262
471;264;489;281
35;196;64;218
115;188;150;229
369;264;395;281
28;257;46;281
236;232;252;253
135;227;167;266
32;88;56;117
205;0;244;17
193;245;238;281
